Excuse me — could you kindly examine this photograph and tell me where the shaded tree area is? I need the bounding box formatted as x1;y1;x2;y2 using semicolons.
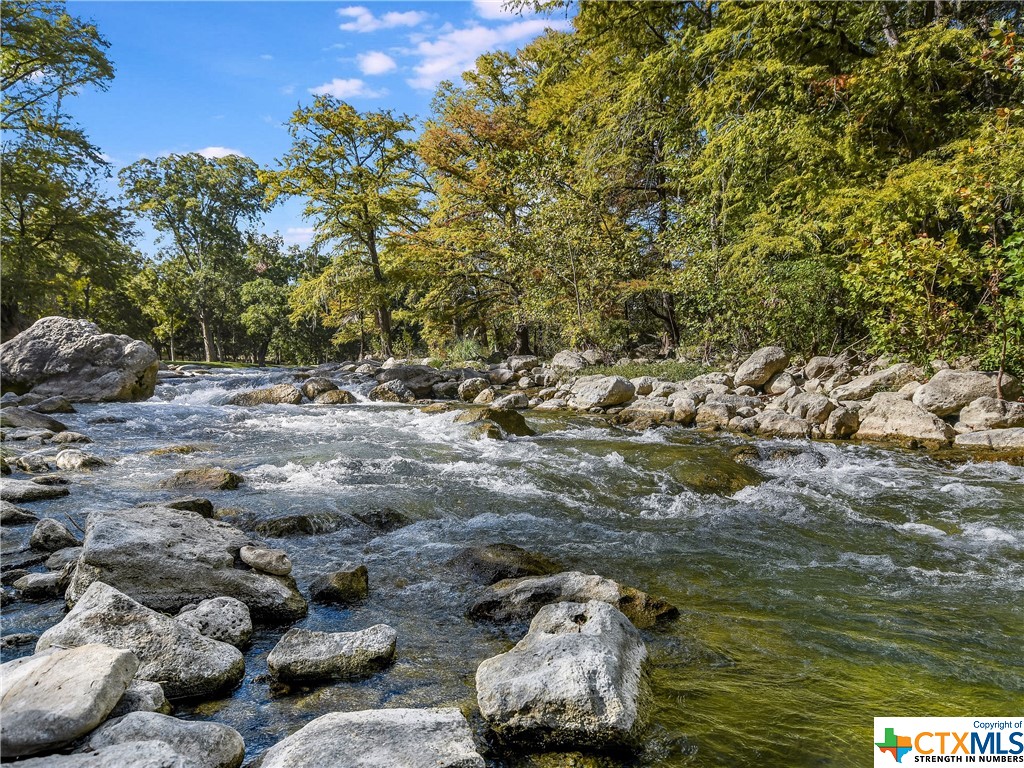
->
4;1;1021;372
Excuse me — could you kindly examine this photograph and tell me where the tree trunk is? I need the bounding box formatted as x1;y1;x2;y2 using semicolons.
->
198;309;215;363
256;340;269;368
512;323;532;355
376;304;393;357
660;292;681;356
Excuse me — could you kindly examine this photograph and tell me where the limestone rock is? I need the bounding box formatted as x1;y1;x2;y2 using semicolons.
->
16;742;200;768
734;347;789;389
368;379;415;403
313;389;356;405
954;427;1024;452
448;543;560;585
0;644;139;757
550;350;588;373
469;571;677;629
0;317;158;402
258;708;484;768
227;384;303;406
958;396;1024;431
567;375;635;410
88;712;245;768
912;370;1022;417
476;600;647;749
38;582;245;699
13;571;63;599
0;406;68;432
300;377;337;400
108;680;170;718
824;406;860;439
267;625;397;682
239;545;292;576
376;365;443;397
176;597;253;648
64;506;306;622
855;392;955;448
159;467;244;491
1;500;38;525
453;406;535;437
829;363;923;401
55;448;107;471
457;377;489;402
30;517;79;552
310;564;369;605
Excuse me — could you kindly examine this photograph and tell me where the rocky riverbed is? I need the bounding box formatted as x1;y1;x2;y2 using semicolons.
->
1;354;1023;766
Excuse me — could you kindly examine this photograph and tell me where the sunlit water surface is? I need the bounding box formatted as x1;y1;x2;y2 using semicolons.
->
3;369;1022;767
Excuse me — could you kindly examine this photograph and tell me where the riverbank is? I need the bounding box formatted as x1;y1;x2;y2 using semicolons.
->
1;363;1021;766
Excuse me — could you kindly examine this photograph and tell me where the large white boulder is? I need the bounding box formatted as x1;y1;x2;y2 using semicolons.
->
1;644;139;758
733;346;789;389
37;582;244;700
476;600;648;749
912;370;1021;417
854;392;955;448
0;316;158;402
957;396;1024;431
830;363;923;401
567;375;635;410
258;708;484;768
267;625;397;682
65;506;306;622
87;712;244;768
954;427;1024;452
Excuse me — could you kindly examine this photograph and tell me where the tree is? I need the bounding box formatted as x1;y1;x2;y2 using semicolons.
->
119;153;266;362
263;97;422;357
1;0;134;337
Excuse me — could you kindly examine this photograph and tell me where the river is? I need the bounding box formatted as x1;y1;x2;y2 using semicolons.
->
3;368;1022;766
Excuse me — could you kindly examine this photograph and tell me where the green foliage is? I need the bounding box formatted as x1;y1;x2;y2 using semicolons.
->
588;360;708;382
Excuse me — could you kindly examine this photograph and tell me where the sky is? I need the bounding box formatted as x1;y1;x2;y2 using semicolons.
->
67;1;572;251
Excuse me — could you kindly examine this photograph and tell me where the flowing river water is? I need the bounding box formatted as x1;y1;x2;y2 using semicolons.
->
3;368;1023;766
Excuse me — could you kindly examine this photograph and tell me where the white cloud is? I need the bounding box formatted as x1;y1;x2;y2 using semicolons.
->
357;50;397;75
407;18;565;91
337;6;428;33
472;0;522;20
196;146;247;159
309;77;385;99
284;226;315;246
259;53;274;61
280;84;295;95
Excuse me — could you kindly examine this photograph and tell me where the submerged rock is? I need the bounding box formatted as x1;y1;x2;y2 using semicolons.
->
227;384;303;406
313;389;357;404
256;510;349;537
267;625;397;682
65;506;307;622
0;316;158;402
1;500;38;525
87;711;245;768
469;571;677;629
310;564;369;605
258;708;484;768
0;643;139;757
454;406;535;437
160;467;244;491
38;582;245;699
448;543;560;585
55;448;107;471
476;600;648;749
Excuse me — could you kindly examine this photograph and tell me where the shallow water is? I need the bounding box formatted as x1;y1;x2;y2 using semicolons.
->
3;368;1022;766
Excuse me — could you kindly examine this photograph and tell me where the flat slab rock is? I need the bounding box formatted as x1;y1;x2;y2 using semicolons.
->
259;708;484;768
38;581;244;700
267;625;396;682
16;740;200;768
65;505;306;622
469;570;678;629
87;711;244;768
0;478;70;503
476;600;648;749
1;643;139;758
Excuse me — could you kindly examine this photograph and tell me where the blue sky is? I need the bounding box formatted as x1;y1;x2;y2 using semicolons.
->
67;1;571;251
